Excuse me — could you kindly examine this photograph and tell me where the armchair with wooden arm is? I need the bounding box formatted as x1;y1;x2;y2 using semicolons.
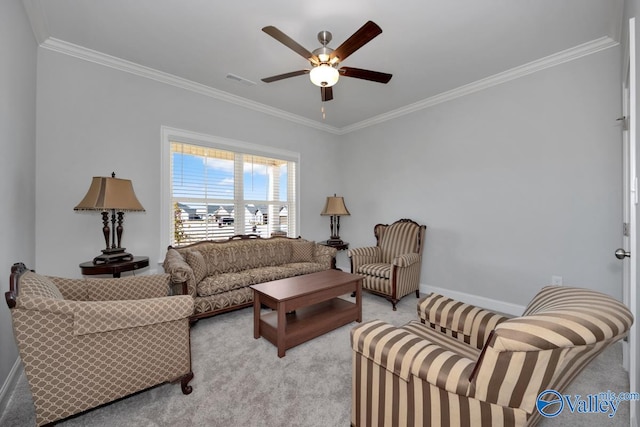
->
348;218;427;310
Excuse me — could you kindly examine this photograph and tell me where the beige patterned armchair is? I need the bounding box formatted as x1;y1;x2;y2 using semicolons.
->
348;219;427;310
351;286;633;426
4;263;194;426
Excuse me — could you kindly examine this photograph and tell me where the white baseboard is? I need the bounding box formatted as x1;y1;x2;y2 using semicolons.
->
420;284;526;316
0;357;22;417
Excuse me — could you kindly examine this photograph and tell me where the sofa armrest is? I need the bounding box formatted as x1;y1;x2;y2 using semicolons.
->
16;294;194;335
351;320;433;382
16;295;78;315
73;295;194;335
392;252;420;268
351;320;475;397
348;246;381;272
409;341;475;396
83;274;171;301
348;246;380;259
417;293;510;349
163;248;197;297
313;243;337;268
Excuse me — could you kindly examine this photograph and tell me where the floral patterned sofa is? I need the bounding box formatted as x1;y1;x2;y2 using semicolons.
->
163;235;337;320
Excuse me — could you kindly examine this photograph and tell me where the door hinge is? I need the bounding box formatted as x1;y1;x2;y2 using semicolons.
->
624;222;631;237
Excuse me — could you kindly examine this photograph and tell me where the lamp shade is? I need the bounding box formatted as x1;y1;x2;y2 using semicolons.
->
74;176;145;212
320;196;350;216
310;64;339;87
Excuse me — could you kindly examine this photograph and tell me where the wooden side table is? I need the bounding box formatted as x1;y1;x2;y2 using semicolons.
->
319;241;349;251
79;256;149;278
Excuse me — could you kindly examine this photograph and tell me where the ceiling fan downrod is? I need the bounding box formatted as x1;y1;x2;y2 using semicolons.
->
312;30;336;64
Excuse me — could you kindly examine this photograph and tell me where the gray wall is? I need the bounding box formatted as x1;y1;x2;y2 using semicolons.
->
339;46;623;307
0;0;37;410
34;49;341;278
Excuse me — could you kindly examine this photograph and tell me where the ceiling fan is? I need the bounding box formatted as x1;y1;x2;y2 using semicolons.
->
261;21;392;102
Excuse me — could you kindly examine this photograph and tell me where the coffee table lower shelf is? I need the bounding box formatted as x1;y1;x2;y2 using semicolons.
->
251;270;363;357
259;298;358;353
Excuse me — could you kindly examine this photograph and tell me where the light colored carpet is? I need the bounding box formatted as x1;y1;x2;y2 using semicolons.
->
0;292;630;426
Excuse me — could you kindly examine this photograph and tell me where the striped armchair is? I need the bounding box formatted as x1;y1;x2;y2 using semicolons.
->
348;219;427;310
5;263;195;426
351;286;633;426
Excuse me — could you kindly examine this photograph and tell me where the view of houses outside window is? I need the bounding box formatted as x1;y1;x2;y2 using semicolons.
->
170;141;296;245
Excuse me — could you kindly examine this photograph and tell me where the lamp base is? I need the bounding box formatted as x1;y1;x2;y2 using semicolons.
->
326;238;344;245
93;248;133;264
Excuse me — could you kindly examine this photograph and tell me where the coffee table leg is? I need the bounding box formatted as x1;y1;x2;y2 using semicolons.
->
277;302;286;357
253;291;261;339
356;280;362;322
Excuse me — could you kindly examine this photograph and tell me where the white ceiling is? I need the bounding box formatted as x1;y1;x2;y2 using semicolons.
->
23;0;623;133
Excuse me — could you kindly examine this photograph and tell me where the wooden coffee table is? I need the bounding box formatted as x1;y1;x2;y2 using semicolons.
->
250;270;363;357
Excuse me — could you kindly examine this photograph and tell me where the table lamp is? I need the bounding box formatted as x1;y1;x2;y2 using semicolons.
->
320;194;350;245
74;172;145;264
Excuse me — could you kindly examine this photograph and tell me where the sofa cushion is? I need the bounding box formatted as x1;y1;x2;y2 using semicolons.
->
194;287;254;314
20;272;64;300
198;240;293;275
357;263;391;279
291;240;315;262
402;321;482;361
281;262;328;276
197;271;254;297
185;250;207;283
247;266;296;283
198;246;233;275
379;221;421;264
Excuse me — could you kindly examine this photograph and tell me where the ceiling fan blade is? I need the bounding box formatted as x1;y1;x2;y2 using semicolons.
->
262;26;319;64
321;86;334;102
330;21;382;63
340;67;392;84
261;70;310;83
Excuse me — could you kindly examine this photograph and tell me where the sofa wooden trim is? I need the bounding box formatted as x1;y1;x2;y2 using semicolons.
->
4;261;26;309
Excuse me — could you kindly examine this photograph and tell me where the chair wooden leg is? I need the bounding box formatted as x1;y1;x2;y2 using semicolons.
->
415;290;420;298
180;372;194;395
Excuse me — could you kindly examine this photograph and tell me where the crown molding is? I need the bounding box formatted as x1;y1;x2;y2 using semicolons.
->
40;38;342;135
339;36;619;134
40;35;617;136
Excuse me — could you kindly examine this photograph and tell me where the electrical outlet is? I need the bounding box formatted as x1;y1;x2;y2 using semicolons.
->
551;275;563;286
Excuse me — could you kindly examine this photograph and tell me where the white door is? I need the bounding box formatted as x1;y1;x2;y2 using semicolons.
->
621;17;639;427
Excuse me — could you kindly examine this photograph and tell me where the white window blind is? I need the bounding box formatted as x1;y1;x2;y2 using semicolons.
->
169;141;297;245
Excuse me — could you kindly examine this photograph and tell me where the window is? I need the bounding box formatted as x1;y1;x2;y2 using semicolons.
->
161;127;299;249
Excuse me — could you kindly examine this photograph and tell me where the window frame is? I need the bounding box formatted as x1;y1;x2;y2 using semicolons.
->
160;126;300;256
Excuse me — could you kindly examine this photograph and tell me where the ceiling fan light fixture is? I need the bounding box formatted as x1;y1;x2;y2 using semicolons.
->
312;45;333;63
310;64;339;87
